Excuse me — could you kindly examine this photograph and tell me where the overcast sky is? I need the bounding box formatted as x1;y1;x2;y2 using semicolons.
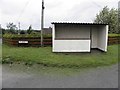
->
0;0;119;30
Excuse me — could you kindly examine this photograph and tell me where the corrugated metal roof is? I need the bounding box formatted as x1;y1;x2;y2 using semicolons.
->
51;22;108;25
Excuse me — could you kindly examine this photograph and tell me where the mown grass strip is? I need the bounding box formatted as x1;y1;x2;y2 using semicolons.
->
108;34;120;37
2;44;119;69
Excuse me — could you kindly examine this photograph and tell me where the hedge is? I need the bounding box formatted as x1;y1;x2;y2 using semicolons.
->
3;34;52;39
3;34;120;47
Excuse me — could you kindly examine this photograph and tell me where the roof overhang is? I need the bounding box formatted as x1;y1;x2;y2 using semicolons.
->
51;22;108;25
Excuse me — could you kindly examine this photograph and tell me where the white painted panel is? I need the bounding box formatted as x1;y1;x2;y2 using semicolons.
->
53;40;91;52
98;25;108;52
91;27;98;48
105;25;109;51
52;24;55;52
18;41;28;43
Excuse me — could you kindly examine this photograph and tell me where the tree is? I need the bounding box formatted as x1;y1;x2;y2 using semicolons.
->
6;23;17;34
20;30;25;34
1;29;5;34
6;23;17;30
27;25;33;34
94;6;118;34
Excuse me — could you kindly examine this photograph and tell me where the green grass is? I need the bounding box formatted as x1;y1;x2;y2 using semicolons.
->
108;34;120;37
2;44;119;69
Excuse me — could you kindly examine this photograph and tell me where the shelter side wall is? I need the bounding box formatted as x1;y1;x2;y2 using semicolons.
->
55;25;90;39
53;40;91;52
91;27;98;48
97;25;108;52
52;24;55;51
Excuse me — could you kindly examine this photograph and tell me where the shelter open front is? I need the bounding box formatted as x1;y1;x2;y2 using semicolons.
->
52;22;108;52
91;25;108;52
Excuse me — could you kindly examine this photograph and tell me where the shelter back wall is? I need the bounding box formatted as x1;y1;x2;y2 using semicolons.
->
55;24;90;39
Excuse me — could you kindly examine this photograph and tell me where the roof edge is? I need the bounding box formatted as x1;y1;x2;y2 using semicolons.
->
51;22;108;25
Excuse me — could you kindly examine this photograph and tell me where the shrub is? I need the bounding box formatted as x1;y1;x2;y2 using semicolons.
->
3;33;52;39
20;30;26;34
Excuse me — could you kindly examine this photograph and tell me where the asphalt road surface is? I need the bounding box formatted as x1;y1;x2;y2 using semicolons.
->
2;63;118;88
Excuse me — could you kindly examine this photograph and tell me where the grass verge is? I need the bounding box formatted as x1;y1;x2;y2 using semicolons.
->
108;34;120;37
2;44;119;69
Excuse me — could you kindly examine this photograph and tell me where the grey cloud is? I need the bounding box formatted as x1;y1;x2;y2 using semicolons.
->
0;0;22;15
0;0;119;30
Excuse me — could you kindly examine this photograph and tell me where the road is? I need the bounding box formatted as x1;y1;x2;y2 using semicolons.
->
0;39;118;88
2;63;118;88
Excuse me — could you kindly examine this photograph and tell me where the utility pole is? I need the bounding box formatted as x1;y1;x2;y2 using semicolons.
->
41;0;45;47
18;22;20;35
